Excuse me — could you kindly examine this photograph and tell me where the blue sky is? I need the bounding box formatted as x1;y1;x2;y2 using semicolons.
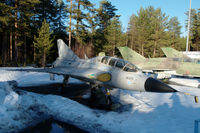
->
92;0;200;36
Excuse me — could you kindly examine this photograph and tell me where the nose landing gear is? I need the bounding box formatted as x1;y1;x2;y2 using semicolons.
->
105;88;112;107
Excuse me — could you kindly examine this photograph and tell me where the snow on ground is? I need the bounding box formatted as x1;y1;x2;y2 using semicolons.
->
0;67;63;87
0;67;82;87
0;68;200;133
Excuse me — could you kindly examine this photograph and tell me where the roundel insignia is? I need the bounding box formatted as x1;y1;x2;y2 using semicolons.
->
97;73;111;82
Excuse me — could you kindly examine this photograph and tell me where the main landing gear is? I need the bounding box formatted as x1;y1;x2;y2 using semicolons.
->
60;76;70;94
105;88;112;106
90;84;112;109
63;76;69;87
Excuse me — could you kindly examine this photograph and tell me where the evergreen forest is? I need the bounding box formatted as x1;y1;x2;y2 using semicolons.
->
0;0;200;67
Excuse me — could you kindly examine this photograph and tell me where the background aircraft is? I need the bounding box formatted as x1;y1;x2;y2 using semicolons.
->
162;47;200;61
118;46;200;78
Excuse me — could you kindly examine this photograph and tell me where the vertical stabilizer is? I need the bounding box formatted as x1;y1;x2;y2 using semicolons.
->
57;39;79;60
98;52;106;57
161;47;185;58
118;46;146;64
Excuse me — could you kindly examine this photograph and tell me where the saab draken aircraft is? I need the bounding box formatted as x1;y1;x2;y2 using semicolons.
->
7;39;200;103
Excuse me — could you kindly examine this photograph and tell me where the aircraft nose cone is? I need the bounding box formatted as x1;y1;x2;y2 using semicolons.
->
145;77;177;92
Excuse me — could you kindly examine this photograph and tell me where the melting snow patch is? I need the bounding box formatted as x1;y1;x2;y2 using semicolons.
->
3;91;20;109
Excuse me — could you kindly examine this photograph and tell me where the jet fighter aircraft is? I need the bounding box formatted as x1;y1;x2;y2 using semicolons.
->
13;39;175;92
9;39;200;104
162;47;200;60
118;46;200;77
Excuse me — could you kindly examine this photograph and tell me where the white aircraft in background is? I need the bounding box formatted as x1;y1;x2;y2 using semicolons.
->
7;39;200;104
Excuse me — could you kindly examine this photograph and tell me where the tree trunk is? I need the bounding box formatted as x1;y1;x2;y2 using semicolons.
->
125;32;128;47
113;30;116;56
196;40;199;51
10;32;12;63
131;35;134;49
141;43;144;56
153;41;157;57
14;0;18;66
42;51;46;67
68;0;72;48
24;36;27;66
34;47;36;63
173;34;175;48
14;30;18;66
76;0;80;36
2;32;8;66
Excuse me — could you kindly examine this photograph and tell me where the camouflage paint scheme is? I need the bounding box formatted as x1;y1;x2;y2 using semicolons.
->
118;46;200;76
162;47;200;62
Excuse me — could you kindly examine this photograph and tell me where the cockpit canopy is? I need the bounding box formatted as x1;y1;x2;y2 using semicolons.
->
100;56;139;72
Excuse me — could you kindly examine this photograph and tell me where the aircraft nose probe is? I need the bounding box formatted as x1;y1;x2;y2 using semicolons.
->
145;77;177;92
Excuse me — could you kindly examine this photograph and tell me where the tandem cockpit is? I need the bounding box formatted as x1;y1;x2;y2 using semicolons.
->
97;56;140;72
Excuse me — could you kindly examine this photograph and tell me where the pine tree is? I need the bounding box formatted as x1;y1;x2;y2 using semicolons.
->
0;0;39;66
0;1;14;66
127;14;138;50
0;1;14;31
96;0;117;35
33;19;54;67
94;0;118;55
135;7;152;56
104;16;125;55
127;6;170;57
189;9;200;51
53;0;67;34
168;17;182;50
74;0;94;45
87;7;97;46
65;0;94;46
149;7;168;57
17;0;40;66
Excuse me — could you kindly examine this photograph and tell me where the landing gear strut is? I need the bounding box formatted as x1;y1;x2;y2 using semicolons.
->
63;76;69;87
49;73;55;80
105;88;112;106
89;84;112;109
60;75;69;94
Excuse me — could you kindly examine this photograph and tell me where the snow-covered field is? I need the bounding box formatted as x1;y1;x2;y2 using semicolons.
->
0;68;200;133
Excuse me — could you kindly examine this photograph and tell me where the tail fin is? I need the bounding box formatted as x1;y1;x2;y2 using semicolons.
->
84;53;88;59
161;47;185;58
117;46;146;64
57;39;79;60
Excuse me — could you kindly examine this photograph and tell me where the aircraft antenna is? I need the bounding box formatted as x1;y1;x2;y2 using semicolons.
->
186;0;191;52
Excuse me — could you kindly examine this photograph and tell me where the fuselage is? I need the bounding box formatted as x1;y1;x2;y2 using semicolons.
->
138;58;200;76
52;56;176;93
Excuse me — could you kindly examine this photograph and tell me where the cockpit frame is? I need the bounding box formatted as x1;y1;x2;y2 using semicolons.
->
100;56;139;72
